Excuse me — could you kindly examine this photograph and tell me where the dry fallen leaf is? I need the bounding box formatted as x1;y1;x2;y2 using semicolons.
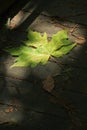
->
4;106;14;113
4;106;17;113
42;76;55;92
75;36;86;44
71;34;86;44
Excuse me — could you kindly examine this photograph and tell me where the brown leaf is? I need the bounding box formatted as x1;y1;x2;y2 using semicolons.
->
71;34;86;44
4;106;14;113
42;76;55;92
75;36;86;44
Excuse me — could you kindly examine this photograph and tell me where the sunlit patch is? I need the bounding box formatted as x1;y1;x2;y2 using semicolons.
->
5;30;76;68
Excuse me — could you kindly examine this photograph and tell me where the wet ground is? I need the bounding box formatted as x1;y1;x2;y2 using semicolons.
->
0;0;87;129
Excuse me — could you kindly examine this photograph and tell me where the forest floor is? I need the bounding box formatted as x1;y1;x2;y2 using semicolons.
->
0;0;87;129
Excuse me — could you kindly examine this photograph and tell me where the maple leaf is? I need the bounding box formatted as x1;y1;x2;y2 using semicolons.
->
25;30;48;47
5;30;76;68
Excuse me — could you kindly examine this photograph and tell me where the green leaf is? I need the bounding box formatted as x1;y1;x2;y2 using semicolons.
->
52;43;76;57
5;30;76;68
10;46;50;68
25;30;47;47
51;30;71;48
5;47;21;55
5;46;31;56
44;30;71;54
